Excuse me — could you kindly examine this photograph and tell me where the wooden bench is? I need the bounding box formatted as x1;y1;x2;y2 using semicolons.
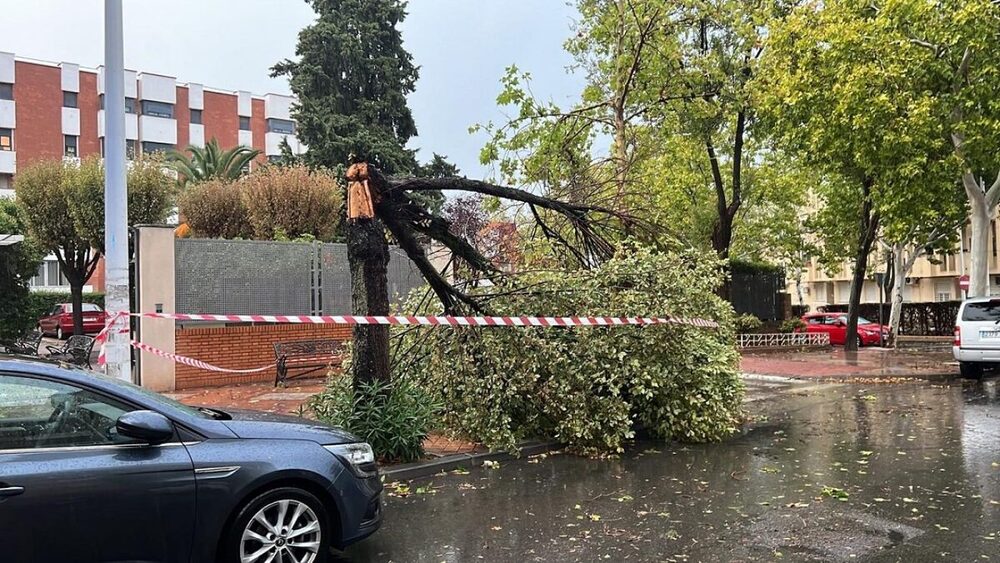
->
273;339;345;386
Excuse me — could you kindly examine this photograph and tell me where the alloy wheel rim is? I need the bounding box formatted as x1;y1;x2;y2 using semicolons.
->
240;498;322;563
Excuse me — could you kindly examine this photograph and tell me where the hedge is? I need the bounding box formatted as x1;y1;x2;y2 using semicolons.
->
25;292;106;327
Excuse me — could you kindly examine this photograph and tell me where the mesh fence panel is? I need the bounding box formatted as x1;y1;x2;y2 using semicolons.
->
175;239;315;315
176;239;425;316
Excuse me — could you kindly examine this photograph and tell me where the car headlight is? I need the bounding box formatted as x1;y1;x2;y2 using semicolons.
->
324;443;376;473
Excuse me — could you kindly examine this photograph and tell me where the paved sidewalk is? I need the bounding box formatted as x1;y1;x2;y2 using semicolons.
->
165;380;482;458
740;345;957;380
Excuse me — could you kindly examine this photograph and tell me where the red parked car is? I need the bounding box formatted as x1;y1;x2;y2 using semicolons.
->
37;303;107;340
798;312;888;347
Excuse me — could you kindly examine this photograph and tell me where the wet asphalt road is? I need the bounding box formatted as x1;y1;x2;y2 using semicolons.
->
341;379;1000;562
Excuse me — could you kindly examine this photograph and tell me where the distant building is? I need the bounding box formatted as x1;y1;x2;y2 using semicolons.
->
0;50;307;292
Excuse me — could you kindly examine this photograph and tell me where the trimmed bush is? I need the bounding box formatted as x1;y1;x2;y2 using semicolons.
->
399;245;743;454
779;318;807;333
734;313;763;334
309;368;437;463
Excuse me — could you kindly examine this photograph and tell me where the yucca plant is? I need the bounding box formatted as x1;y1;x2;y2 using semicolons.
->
166;139;262;188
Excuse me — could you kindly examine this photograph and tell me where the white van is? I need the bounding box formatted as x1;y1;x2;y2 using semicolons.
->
953;298;1000;378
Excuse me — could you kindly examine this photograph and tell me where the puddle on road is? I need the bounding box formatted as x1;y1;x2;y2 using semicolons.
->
343;381;1000;562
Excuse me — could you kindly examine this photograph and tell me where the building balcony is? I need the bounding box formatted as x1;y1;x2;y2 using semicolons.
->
138;115;177;145
0;99;14;128
0;150;15;174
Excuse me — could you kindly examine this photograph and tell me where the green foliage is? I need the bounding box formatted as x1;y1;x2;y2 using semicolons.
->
0;199;42;340
309;374;436;463
400;246;742;454
734;314;763;334
166;139;262;188
272;0;419;174
778;318;806;334
16;157;172;333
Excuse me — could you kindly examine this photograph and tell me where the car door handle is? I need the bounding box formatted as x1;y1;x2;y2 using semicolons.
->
0;486;25;498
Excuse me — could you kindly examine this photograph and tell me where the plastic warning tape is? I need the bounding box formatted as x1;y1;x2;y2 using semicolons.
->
97;311;719;368
134;312;719;328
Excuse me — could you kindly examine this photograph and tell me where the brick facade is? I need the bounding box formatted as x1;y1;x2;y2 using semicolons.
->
202;90;239;149
173;323;352;389
13;61;62;166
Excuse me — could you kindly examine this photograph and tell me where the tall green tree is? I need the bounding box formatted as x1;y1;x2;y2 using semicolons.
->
17;158;173;334
272;0;419;174
0;198;41;340
166;139;262;188
758;0;950;350
888;0;1000;297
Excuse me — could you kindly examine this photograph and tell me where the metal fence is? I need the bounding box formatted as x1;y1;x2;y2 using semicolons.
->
737;332;830;349
176;239;423;315
731;272;786;321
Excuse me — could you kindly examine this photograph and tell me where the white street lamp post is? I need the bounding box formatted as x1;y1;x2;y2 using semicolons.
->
103;0;131;382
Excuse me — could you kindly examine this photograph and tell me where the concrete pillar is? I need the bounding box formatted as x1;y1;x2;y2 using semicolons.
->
135;225;176;391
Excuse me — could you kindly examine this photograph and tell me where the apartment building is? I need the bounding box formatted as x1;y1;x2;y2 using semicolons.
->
0;50;307;292
791;222;1000;310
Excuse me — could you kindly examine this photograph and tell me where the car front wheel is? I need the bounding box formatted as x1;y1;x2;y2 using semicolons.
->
56;326;65;340
227;487;330;563
959;362;984;380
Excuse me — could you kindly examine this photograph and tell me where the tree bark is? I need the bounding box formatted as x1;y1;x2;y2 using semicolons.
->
347;218;391;387
887;244;909;348
69;281;84;336
845;181;879;352
965;174;994;298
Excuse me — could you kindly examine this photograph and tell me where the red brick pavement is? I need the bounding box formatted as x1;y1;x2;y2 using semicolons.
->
740;346;957;379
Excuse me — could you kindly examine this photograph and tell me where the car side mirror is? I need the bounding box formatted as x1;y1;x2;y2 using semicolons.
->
116;410;173;445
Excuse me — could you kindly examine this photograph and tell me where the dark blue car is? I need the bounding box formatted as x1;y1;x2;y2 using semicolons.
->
0;357;382;563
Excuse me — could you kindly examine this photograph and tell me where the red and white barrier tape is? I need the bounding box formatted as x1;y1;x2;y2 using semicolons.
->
134;312;719;328
97;310;719;369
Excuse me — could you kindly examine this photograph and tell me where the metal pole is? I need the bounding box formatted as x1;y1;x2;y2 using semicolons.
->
104;0;131;382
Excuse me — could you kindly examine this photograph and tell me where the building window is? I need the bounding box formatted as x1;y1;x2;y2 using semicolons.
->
100;95;137;114
0;82;12;101
190;109;203;125
0;128;12;151
239;116;251;131
140;100;174;119
0;174;11;191
141;141;173;154
30;260;71;288
62;91;78;108
266;118;295;135
64;135;78;157
101;138;138;159
267;155;283;164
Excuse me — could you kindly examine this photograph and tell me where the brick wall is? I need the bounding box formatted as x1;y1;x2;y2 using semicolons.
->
203;90;238;148
174;323;352;389
14;61;62;167
176;85;189;149
79;70;100;157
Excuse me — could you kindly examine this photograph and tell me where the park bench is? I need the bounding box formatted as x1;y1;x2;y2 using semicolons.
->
273;339;345;386
1;330;43;356
45;335;96;369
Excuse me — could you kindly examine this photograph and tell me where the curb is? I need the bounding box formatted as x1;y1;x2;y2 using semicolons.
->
383;440;561;481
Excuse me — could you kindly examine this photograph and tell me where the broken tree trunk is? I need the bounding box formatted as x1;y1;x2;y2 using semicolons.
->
346;163;391;387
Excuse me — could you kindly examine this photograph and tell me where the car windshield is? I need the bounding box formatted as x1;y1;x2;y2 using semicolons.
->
64;304;102;312
838;315;874;325
87;371;226;420
962;301;1000;322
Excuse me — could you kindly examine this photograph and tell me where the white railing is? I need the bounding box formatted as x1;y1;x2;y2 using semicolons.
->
737;332;830;349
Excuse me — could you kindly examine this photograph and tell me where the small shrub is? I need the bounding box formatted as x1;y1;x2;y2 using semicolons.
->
779;318;806;333
309;375;437;463
734;313;763;334
241;165;342;241
178;179;251;239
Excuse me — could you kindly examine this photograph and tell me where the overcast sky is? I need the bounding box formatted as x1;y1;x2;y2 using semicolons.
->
0;0;585;179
